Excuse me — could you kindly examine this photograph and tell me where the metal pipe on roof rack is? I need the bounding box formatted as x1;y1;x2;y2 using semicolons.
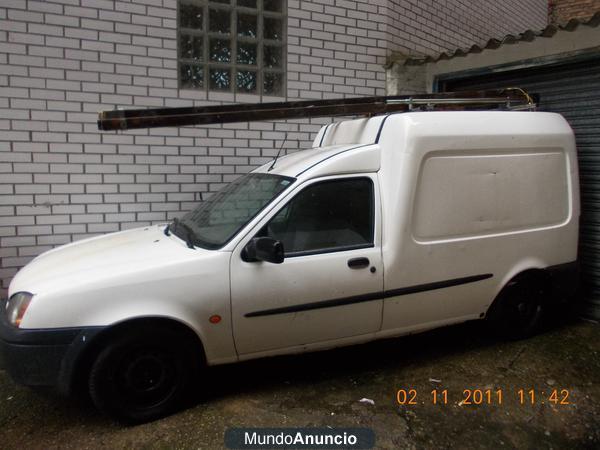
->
387;97;515;105
97;89;534;131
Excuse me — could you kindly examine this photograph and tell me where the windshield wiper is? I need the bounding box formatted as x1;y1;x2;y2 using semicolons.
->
167;217;196;249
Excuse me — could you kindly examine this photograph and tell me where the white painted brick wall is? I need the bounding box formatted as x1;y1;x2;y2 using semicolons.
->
0;0;547;297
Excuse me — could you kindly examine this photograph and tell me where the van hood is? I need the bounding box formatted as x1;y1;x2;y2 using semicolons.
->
8;224;211;297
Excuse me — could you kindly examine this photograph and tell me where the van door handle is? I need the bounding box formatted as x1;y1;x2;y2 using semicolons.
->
347;257;370;269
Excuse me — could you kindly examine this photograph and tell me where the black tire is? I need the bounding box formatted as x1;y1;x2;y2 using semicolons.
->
487;277;545;340
88;327;199;424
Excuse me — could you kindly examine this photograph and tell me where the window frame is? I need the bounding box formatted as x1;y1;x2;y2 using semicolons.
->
259;176;376;258
177;0;287;96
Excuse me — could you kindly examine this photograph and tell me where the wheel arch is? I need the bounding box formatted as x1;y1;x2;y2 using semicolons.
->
61;316;206;396
487;265;550;317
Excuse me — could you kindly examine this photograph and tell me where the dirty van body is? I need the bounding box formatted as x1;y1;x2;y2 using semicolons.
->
0;111;579;423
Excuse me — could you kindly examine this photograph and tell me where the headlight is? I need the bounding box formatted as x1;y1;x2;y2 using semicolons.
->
5;292;33;327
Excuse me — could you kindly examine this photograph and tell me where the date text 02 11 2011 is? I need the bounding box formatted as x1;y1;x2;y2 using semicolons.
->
396;388;571;406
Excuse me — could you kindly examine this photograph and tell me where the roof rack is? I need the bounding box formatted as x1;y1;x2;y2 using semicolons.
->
97;88;535;131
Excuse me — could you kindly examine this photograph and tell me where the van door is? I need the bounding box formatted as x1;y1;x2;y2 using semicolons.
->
230;175;383;355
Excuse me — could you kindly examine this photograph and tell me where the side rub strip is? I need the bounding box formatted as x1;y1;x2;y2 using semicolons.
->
245;273;493;317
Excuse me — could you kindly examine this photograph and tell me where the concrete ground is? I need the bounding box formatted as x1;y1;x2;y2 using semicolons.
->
0;318;598;450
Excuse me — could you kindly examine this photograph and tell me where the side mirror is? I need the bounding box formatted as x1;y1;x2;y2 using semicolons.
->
242;237;285;264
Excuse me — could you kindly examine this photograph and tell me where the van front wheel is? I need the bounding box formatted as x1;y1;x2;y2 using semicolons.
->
488;278;545;340
88;328;198;424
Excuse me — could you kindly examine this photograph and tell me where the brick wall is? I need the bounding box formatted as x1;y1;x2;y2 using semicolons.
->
0;0;547;297
287;0;388;98
550;0;600;23
386;0;548;57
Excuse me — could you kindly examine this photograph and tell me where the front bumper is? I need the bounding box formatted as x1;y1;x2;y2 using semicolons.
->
0;301;104;394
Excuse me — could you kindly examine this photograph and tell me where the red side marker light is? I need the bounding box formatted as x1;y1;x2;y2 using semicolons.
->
209;315;222;324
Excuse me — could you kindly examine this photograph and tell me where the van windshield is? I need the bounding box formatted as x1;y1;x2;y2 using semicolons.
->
171;173;295;250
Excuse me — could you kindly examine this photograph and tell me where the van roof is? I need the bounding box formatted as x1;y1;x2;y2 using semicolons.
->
317;111;572;147
254;143;378;178
256;111;573;179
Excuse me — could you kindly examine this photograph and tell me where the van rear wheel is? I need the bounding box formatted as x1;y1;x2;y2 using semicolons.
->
488;278;545;340
88;328;198;424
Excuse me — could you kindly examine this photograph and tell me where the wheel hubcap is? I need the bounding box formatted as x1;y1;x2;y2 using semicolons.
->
116;348;179;409
510;291;540;328
126;354;168;394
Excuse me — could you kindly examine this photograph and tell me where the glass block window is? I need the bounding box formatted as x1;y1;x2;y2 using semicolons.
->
178;0;286;96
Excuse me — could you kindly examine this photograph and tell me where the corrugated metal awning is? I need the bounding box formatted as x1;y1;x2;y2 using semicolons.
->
403;12;600;66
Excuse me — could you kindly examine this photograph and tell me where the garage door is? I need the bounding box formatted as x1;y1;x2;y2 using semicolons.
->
438;56;600;319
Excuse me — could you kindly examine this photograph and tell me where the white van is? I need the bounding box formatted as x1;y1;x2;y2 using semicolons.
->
0;111;579;423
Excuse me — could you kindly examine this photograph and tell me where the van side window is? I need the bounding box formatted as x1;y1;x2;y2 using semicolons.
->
260;178;374;255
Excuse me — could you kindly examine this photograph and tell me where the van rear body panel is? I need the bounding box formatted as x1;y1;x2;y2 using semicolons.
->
372;112;579;334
